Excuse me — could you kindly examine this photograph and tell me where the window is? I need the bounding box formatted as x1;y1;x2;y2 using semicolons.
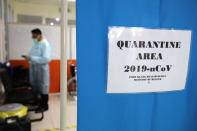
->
45;18;76;26
17;15;43;24
68;20;76;25
45;18;60;26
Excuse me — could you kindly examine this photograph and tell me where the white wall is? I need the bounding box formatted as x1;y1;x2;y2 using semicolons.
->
70;27;76;59
8;23;76;60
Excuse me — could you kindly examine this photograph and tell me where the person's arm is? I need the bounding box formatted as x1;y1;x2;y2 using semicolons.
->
30;43;51;64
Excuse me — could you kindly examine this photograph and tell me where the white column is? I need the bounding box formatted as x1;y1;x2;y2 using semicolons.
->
60;0;68;131
69;27;72;59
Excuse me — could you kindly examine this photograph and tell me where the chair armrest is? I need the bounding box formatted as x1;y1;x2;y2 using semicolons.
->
12;87;32;93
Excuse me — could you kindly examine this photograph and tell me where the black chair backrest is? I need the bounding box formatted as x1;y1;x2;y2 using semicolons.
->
12;66;30;87
0;77;6;105
0;69;13;94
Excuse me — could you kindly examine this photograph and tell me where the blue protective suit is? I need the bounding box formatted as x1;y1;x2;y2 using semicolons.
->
29;39;51;94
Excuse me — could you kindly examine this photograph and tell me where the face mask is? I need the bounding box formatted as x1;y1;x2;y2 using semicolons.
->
32;38;38;43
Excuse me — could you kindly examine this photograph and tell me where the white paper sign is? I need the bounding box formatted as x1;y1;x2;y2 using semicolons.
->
107;27;192;93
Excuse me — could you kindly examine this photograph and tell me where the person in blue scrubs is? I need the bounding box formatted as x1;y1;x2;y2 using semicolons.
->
24;28;51;111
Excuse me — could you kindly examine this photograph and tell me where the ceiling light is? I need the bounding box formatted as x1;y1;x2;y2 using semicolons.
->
55;18;60;21
50;22;54;26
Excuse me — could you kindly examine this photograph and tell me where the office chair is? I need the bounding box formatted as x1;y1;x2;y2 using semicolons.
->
0;64;44;122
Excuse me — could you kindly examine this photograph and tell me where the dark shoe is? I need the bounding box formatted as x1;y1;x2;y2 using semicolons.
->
35;94;49;113
35;105;49;113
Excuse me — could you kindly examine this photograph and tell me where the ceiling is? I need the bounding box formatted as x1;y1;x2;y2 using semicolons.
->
15;0;75;5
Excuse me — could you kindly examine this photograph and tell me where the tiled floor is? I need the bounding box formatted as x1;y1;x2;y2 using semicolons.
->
31;94;77;131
